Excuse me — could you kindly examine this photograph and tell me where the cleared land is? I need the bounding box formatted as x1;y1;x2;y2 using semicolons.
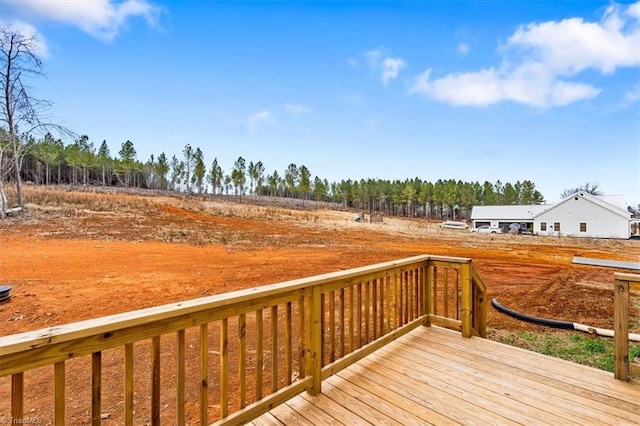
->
0;186;638;423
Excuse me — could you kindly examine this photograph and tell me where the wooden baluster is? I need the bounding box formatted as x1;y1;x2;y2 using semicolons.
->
151;336;160;426
176;330;186;426
444;268;449;318
455;269;460;320
124;343;134;426
285;302;292;385
373;278;378;339
379;276;386;335
201;324;209;423
415;268;420;318
407;269;416;321
385;275;391;332
433;267;438;317
349;285;355;353
364;281;370;343
54;362;65;425
399;272;405;326
220;319;228;418
11;372;24;423
339;288;345;358
394;272;400;329
329;291;335;363
91;352;102;426
356;283;363;347
407;270;411;323
239;313;247;408
298;296;305;379
418;266;424;317
320;293;326;366
256;309;264;398
271;305;278;392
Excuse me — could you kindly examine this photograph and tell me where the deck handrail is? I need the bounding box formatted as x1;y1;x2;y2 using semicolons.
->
0;255;487;425
614;272;640;381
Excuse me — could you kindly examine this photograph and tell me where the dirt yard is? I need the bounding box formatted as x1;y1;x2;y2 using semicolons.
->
1;186;638;423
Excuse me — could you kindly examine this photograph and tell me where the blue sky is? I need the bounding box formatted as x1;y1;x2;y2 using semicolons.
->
4;0;640;206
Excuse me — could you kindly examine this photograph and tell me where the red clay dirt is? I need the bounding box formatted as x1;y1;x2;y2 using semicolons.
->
1;187;638;424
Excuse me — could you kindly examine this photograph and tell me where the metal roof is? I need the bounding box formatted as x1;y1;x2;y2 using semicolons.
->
598;195;627;211
471;205;550;220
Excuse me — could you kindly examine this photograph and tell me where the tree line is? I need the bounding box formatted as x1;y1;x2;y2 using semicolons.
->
4;131;546;220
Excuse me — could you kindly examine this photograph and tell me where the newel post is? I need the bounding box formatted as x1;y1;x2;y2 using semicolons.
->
614;277;629;381
304;286;322;395
460;263;472;338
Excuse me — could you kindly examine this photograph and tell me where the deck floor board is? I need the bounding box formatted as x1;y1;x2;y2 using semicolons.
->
252;326;640;425
377;339;630;424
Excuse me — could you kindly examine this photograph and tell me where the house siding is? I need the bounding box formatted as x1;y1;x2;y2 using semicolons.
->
534;195;630;239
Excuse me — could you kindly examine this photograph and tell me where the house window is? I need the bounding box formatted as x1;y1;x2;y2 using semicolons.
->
540;222;547;231
580;222;587;232
554;222;560;232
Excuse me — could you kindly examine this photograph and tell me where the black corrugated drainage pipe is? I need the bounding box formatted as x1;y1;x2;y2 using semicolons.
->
491;298;640;342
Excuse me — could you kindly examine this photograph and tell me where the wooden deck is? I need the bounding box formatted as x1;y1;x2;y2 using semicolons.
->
250;326;640;425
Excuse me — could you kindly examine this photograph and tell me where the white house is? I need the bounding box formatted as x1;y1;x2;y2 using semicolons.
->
533;192;631;239
470;205;550;233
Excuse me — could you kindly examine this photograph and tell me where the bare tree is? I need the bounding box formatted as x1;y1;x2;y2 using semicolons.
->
0;24;72;216
0;127;13;217
560;182;603;199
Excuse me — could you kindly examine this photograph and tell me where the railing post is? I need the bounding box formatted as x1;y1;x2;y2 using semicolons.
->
614;277;629;381
460;263;472;338
305;286;322;395
471;268;488;338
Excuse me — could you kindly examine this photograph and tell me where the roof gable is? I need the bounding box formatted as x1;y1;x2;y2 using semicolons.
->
533;192;630;220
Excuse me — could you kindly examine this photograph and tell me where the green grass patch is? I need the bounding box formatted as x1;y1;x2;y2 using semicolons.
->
489;329;640;373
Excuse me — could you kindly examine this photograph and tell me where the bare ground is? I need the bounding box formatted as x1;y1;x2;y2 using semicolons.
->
1;186;638;424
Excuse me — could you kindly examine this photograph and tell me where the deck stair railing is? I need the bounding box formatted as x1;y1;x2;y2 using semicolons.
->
614;272;640;381
0;254;486;425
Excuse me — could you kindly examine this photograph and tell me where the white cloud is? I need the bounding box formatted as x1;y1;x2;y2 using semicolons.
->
505;12;640;75
247;110;274;132
362;48;407;85
5;0;161;42
410;66;601;107
284;103;310;115
620;84;640;107
628;1;640;19
411;1;640;107
548;80;602;106
381;57;406;86
2;21;49;58
458;42;469;55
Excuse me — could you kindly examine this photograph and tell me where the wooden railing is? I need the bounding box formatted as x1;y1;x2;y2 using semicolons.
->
0;255;487;425
614;272;640;381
